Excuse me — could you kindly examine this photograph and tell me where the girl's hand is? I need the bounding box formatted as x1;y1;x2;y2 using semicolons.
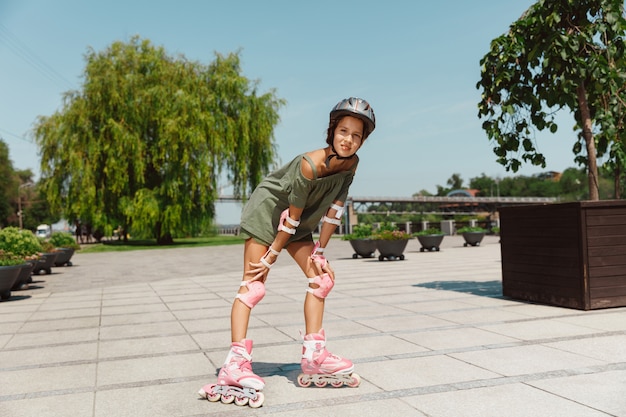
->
246;247;278;281
311;256;335;281
246;260;269;282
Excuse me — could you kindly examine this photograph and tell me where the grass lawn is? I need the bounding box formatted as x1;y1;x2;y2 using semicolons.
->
79;235;245;253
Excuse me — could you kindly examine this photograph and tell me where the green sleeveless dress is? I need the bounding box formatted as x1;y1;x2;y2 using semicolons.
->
239;154;355;246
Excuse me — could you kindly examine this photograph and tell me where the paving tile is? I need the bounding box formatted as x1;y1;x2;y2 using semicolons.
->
4;328;100;349
266;391;414;417
19;316;101;333
553;310;626;332
99;321;187;340
98;334;200;359
477;318;601;341
37;299;102;311
94;381;212;417
357;356;499;391
0;364;96;396
27;307;101;321
401;327;518;351
0;392;94;417
546;334;626;362
356;314;457;333
405;382;611;417
0;342;97;369
96;353;208;387
100;303;170;316
528;370;626;417
449;344;606;376
99;311;178;326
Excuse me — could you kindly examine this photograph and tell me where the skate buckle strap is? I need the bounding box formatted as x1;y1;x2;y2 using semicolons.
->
259;246;280;269
277;208;300;235
323;204;343;225
323;215;341;226
302;337;328;362
330;203;344;219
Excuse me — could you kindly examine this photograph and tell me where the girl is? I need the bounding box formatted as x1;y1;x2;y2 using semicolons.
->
199;97;375;407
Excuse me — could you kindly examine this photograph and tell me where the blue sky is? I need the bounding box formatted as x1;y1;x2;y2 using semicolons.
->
1;1;583;223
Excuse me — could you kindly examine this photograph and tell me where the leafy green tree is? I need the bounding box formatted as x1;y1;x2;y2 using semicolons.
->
469;173;498;197
0;138;18;227
447;173;464;190
477;0;626;200
34;37;284;244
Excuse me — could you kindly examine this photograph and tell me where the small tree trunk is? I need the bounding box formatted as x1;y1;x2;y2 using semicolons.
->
577;83;600;201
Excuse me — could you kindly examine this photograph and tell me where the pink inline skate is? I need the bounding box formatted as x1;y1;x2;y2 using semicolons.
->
297;329;361;388
198;339;265;408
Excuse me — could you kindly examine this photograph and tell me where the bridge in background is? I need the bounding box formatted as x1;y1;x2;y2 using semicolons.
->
216;195;559;234
348;195;558;215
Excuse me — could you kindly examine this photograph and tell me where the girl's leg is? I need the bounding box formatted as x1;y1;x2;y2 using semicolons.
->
199;239;268;400
287;241;358;387
231;238;269;342
286;240;324;334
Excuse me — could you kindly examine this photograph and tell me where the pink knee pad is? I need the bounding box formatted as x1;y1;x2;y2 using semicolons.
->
236;280;266;308
306;273;334;299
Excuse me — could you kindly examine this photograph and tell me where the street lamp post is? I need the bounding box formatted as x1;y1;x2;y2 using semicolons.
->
17;182;34;229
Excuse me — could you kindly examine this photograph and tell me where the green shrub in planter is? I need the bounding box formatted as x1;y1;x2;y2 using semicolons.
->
373;223;411;241
414;228;443;236
457;226;487;247
342;224;373;240
0;227;43;257
38;239;56;253
456;226;487;234
0;250;26;266
49;232;80;250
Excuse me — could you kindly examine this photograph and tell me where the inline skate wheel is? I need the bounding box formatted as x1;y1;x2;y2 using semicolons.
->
248;392;264;408
297;374;312;387
314;380;327;388
220;393;235;404
347;373;361;388
234;396;249;406
198;384;220;402
331;380;344;388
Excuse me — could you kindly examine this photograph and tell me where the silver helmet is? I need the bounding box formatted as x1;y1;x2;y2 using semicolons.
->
330;97;375;136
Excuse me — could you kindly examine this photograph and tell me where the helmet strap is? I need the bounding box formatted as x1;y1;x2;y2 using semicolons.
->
325;145;355;169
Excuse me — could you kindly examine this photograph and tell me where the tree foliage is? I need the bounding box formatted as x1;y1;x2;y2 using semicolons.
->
477;0;626;200
0;138;17;226
34;37;284;244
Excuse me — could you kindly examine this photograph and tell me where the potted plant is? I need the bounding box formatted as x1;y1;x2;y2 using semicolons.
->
457;226;487;247
414;228;445;252
0;227;43;290
49;231;80;266
373;223;412;261
342;224;377;259
34;239;59;275
0;250;26;300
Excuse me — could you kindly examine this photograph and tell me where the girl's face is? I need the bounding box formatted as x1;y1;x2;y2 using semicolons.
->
332;116;364;158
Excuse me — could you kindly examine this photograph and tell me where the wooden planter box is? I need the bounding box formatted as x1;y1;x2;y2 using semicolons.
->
500;200;626;310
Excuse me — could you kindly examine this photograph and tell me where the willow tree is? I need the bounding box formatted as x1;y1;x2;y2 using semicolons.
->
477;0;626;200
35;37;284;244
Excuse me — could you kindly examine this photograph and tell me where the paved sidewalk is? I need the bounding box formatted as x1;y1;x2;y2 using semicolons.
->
1;236;625;417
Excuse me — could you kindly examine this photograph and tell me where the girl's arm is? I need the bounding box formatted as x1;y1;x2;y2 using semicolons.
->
314;201;344;253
